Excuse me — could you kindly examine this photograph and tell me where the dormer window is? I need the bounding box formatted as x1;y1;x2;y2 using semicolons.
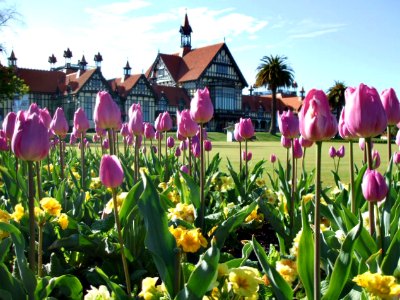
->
158;92;168;111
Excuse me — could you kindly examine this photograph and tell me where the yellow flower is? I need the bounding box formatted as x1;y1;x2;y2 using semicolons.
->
245;206;264;224
167;203;195;223
71;171;81;180
223;202;235;217
34;207;45;219
255;178;266;187
289;230;302;257
263;189;278;204
167;190;180;204
40;197;62;217
85;191;91;202
208;225;218;237
353;271;400;299
90;169;96;177
276;259;298;284
0;209;11;239
218;263;229;278
139;167;149;175
58;213;69;230
169;226;208;253
302;193;314;204
89;177;102;189
10;204;25;222
138;277;164;300
84;285;112;300
220;176;234;192
158;182;168;191
228;266;264;298
104;192;128;214
46;164;54;173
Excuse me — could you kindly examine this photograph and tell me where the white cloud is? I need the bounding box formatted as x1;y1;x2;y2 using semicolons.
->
288;19;346;39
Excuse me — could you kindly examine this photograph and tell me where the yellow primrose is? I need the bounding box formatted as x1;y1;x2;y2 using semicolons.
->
263;189;278;204
169;226;208;253
228;266;264;298
167;203;195;223
353;271;400;299
104;192;128;214
10;204;25;222
0;209;11;239
40;197;62;217
58;213;69;230
220;176;234;192
302;193;314;204
139;167;149;175
84;285;112;300
255;178;266;187
276;259;298;284
289;230;302;257
138;277;164;300
89;177;102;190
158;182;168;191
167;190;180;204
245;206;264;224
223;202;235;217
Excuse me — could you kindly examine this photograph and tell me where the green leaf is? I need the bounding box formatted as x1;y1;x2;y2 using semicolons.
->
0;222;36;300
43;275;83;299
297;202;314;300
381;228;400;275
252;237;293;300
119;181;143;226
322;214;363;300
48;233;97;251
0;238;12;262
138;172;178;298
213;201;257;249
352;164;367;215
179;171;201;209
175;240;220;300
226;158;246;200
0;263;26;300
95;267;128;300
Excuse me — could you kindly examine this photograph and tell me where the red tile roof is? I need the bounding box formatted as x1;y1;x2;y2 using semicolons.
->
65;68;97;94
110;74;141;98
15;68;66;93
242;94;302;113
151;85;191;107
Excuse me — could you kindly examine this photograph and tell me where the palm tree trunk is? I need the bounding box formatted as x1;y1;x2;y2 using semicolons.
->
269;90;277;134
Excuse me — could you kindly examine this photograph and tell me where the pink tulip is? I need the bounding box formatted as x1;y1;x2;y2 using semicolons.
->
299;136;313;148
39;108;52;129
152;145;158;153
299;89;337;141
93;91;121;130
396;130;400;147
359;138;366;151
196;127;208;140
69;134;77;145
344;84;387;138
329;146;337;158
85;140;90;148
338;108;357;140
27;103;40;115
180;165;189;174
361;169;388;202
2;112;17;140
177;109;198;138
93;134;100;143
179;140;188;151
281;135;291;149
270;153;277;163
192;136;200;158
156;131;163;140
278;110;299;138
0;130;9;151
144;123;156;140
155;111;172;132
190;87;214;124
204;140;212;152
234;123;244;142
381;88;400;126
11;112;50;161
238;118;254;140
100;154;124;188
126;135;133;146
293;138;303;159
50;107;69;138
167;136;175;148
73;108;90;134
336;145;345;158
120;123;129;137
95;124;107;138
142;146;146;154
102;138;109;149
242;150;252;162
372;150;380;169
128;103;144;136
393;152;400;164
175;147;181;157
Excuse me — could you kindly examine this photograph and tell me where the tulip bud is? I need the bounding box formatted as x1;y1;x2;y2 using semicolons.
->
102;138;109;149
156;131;163;140
336;145;345;158
126;135;133;146
39;108;52;129
372;150;381;169
381;88;400;126
73;108;90;134
95;124;107;138
179;140;188;151
180;165;189;174
299;136;313;148
190;87;214;124
361;169;388;202
293;138;303;159
338;108;357;140
204;140;212;152
329;146;337;158
299;89;337;141
270;153;277;163
2;112;17;140
344;84;387;138
0;130;9;151
196;127;208;140
234;123;244;142
152;145;158;154
50;107;69;138
100;154;124;188
120;123;129;137
278;110;299;138
396;130;400;147
144;123;156;140
192;138;200;158
281;135;291;149
69;134;77;145
175;147;181;157
128;103;144;136
238;118;254;140
177;109;198;138
11;112;50;161
242;150;252;162
393;152;400;164
155;111;172;132
142;146;146;154
167;136;175;148
93;91;121;130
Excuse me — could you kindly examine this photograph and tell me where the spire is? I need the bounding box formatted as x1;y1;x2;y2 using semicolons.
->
79;55;88;70
123;60;131;76
94;52;103;68
179;12;192;56
63;48;73;68
8;50;17;67
48;54;57;70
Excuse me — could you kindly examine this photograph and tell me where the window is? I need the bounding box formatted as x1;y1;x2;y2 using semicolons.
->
158;95;168;111
215;87;237;111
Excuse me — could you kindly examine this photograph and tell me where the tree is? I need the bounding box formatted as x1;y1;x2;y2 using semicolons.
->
255;55;294;134
327;81;347;122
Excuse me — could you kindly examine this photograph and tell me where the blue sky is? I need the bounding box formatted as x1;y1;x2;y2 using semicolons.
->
1;0;399;95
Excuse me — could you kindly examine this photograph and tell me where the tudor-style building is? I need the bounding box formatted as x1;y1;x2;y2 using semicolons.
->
0;13;302;131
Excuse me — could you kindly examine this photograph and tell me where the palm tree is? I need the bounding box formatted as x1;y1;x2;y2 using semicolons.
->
255;55;294;134
327;81;347;122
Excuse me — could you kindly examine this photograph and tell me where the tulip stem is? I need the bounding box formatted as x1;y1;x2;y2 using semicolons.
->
199;124;205;229
36;161;43;200
365;137;375;236
286;147;290;182
174;247;182;295
387;126;392;161
38;223;43;277
245;139;248;190
80;132;85;190
27;161;36;272
314;141;322;300
112;188;131;296
239;141;242;173
188;138;192;176
108;129;115;156
158;134;161;162
349;141;356;214
165;132;168;181
59;137;64;180
134;135;139;183
302;147;306;178
290;138;295;229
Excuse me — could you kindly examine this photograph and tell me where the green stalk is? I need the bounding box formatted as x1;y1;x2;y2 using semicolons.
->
174;248;182;295
108;129;115;156
239;141;242;173
59;137;64;180
188;137;192;176
245;139;248;190
302;147;307;177
349;140;356;214
314;141;322;300
27;161;36;272
290;138;295;229
134;135;139;183
158;134;161;161
36;161;43;200
199;124;205;229
165;132;168;180
112;188;131;296
80;132;85;190
38;223;43;277
365;137;375;236
387;126;392;161
286;147;290;182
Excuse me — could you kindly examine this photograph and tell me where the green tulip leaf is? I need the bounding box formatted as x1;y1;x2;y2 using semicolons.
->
95;267;129;299
381;227;400;275
0;263;26;300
